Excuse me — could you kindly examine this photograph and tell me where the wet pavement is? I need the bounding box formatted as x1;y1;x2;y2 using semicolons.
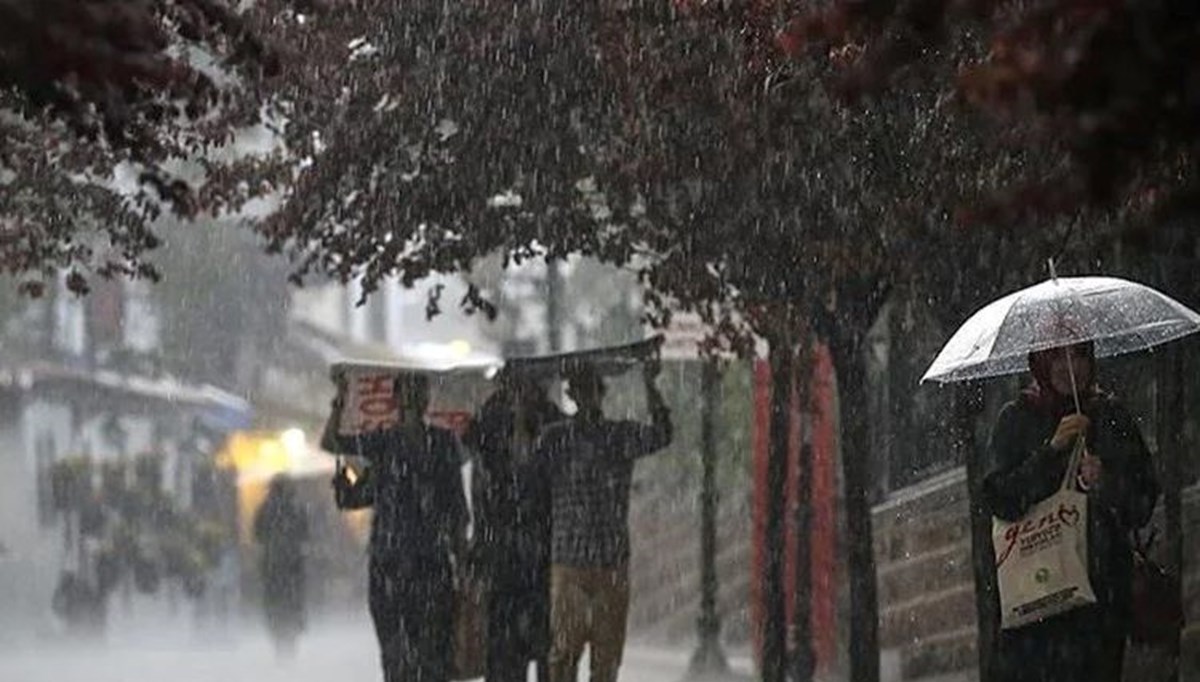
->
0;616;755;682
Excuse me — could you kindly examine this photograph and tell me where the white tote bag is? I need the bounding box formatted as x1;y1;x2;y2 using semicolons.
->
993;439;1097;629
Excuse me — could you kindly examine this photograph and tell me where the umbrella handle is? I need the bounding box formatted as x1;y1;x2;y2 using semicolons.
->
1060;436;1088;492
1062;346;1084;415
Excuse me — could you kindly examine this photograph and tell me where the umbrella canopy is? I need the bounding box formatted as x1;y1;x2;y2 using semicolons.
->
922;276;1200;384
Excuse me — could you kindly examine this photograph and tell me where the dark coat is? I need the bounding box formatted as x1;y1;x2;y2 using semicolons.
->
329;425;466;563
253;486;309;634
465;394;562;579
983;391;1159;682
464;394;563;682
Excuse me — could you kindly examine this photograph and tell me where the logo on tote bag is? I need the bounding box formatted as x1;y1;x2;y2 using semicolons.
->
995;500;1084;567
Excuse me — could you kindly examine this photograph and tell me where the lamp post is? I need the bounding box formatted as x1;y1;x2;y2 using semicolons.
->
689;359;730;678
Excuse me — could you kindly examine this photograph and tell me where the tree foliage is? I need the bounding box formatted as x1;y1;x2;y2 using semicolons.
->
244;0;622;310
779;0;1200;222
0;0;279;290
5;5;1173;682
4;0;1154;305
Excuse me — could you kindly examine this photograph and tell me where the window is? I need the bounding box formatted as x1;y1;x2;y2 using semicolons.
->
123;280;161;352
52;278;87;357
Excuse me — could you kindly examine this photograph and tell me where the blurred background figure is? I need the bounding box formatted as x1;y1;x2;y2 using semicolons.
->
253;475;310;659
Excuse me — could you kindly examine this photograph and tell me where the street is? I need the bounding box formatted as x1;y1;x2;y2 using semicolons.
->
0;616;754;682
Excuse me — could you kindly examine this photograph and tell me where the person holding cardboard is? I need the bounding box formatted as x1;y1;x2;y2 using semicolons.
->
465;370;563;682
535;360;672;682
324;373;468;682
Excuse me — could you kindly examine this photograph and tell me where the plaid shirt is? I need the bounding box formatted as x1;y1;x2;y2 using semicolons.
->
537;416;671;568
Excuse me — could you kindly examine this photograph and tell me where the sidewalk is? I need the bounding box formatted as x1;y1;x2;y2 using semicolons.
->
0;619;757;682
623;642;757;682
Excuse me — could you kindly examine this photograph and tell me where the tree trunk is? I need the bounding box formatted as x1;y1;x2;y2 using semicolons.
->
1151;239;1188;682
1156;345;1184;682
958;382;997;682
830;339;881;682
762;338;792;682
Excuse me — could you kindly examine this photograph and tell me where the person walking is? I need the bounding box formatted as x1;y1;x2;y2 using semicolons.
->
537;360;672;682
325;374;468;682
253;475;309;658
983;341;1159;682
466;371;563;682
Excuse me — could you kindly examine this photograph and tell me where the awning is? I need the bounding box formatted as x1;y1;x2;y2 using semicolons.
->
0;362;254;430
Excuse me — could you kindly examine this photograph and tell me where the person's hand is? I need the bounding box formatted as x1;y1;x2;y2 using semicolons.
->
332;461;356;489
329;374;349;407
331;469;348;492
1049;414;1090;452
1079;450;1103;489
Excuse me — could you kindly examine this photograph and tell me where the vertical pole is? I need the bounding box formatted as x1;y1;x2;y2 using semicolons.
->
546;261;563;353
690;360;731;677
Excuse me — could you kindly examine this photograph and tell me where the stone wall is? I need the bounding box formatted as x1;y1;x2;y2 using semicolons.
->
874;469;977;681
874;467;1200;682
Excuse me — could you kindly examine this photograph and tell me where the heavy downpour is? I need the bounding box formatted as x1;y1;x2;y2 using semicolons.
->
1;2;1198;682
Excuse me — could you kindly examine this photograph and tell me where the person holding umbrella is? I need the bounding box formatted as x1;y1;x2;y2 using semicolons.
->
923;271;1198;682
982;339;1158;682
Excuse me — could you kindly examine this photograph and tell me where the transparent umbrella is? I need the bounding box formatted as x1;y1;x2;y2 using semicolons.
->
922;275;1200;385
